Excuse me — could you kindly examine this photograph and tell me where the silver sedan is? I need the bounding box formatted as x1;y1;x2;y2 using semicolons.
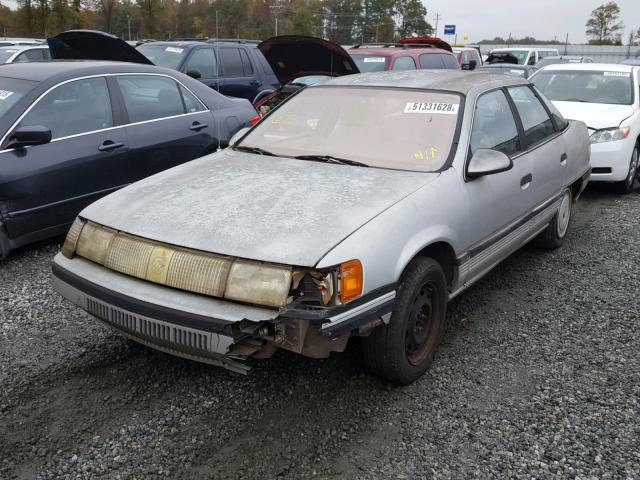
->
52;70;591;384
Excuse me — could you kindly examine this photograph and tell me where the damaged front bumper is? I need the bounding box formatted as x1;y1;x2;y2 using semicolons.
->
51;254;396;373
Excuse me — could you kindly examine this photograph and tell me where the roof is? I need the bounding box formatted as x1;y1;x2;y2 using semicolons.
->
349;47;452;57
490;47;559;52
0;60;173;82
0;45;47;52
538;62;636;72
142;40;258;48
318;69;528;94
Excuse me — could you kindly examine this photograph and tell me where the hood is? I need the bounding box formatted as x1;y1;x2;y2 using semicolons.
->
397;37;452;53
80;151;437;267
48;30;153;64
551;101;635;130
486;52;519;64
258;35;359;86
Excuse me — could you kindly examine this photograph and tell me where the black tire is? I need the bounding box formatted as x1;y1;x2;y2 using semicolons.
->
362;257;447;385
533;188;572;250
613;144;639;194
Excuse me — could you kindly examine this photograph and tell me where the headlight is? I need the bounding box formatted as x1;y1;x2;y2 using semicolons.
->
590;127;630;144
61;217;86;258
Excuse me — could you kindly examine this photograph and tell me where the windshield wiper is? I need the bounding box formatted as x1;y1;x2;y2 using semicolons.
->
294;154;369;167
234;145;277;156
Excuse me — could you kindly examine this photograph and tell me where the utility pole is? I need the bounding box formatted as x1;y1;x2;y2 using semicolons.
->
433;13;441;37
127;15;131;41
269;0;285;37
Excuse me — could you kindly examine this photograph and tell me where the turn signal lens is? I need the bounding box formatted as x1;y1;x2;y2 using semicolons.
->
340;259;363;304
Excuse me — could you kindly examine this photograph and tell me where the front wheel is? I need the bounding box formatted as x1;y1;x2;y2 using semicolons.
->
362;257;447;385
613;144;639;194
533;188;572;249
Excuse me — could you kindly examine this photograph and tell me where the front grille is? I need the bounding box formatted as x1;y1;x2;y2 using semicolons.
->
87;297;211;354
591;167;612;174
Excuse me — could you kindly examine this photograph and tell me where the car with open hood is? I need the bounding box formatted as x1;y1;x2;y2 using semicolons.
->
0;59;257;259
532;63;640;193
252;35;359;114
52;70;590;384
48;29;280;101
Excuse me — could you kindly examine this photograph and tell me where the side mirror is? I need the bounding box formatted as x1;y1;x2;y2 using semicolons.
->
186;69;202;79
467;149;513;178
229;127;251;147
6;125;52;149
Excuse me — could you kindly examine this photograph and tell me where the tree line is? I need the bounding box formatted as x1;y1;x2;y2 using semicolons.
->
0;0;432;44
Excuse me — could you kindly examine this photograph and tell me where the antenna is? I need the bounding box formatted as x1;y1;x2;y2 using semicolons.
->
215;10;221;152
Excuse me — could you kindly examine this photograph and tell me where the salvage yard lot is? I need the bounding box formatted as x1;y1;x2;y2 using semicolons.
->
1;186;639;480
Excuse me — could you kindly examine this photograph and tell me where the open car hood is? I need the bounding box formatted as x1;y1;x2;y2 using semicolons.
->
48;30;153;64
486;52;519;65
258;35;359;86
397;37;452;53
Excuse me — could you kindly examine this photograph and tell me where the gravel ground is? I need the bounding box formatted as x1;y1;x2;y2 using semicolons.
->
1;186;639;480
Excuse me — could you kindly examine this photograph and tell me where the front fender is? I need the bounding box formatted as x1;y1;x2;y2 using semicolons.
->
316;168;468;294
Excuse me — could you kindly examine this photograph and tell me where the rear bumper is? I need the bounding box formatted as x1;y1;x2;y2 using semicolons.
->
51;254;396;366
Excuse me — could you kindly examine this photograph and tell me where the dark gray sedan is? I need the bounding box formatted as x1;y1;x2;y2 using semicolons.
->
0;61;257;259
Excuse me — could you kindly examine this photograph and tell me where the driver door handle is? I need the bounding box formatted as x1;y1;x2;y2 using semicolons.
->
560;153;568;165
98;141;124;152
521;173;533;189
189;122;208;131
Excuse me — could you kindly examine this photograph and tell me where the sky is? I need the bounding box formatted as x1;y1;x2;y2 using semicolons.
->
421;0;640;44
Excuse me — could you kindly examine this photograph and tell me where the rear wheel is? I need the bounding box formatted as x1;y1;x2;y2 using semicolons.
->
533;188;572;249
613;144;639;194
362;257;447;385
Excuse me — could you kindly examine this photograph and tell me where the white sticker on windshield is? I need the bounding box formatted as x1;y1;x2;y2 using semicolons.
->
404;102;459;114
165;47;184;53
363;57;386;63
0;89;14;100
603;71;630;77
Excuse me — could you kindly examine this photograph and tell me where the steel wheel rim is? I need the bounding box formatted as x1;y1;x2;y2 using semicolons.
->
405;282;437;366
626;148;638;188
556;191;571;238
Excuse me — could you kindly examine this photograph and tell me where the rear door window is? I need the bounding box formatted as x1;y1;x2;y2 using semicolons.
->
239;49;253;76
392;56;416;71
185;48;217;78
470;90;522;157
116;75;189;123
220;48;245;77
14;49;45;62
18;77;113;139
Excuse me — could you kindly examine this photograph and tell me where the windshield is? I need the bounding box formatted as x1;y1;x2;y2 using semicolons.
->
0;49;19;63
351;55;389;72
238;86;461;172
289;75;332;86
137;44;188;69
492;50;529;64
0;77;37;118
532;70;633;105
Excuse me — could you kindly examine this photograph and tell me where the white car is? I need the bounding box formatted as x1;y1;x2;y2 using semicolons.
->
532;63;640;193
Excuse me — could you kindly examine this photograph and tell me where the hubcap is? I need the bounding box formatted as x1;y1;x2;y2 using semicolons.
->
556;191;571;238
405;282;436;366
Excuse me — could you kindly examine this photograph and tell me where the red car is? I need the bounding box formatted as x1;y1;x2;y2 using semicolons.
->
349;37;459;72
